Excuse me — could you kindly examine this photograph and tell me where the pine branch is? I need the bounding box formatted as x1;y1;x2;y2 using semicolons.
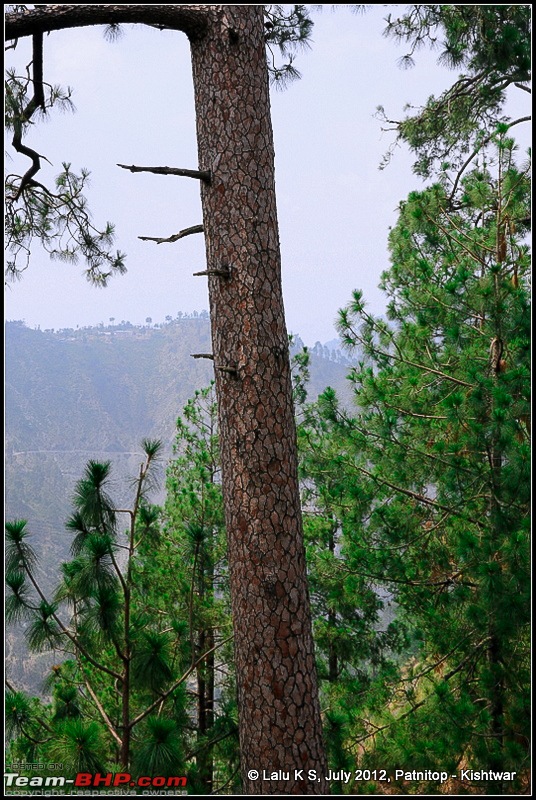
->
12;536;122;681
353;699;427;745
83;678;122;746
336;459;485;527
5;679;55;736
193;267;230;277
129;634;233;729
351;322;475;388
5;5;209;42
374;514;450;552
343;307;475;389
327;558;476;590
117;163;211;182
185;727;236;759
16;724;51;746
382;402;448;421
138;224;203;244
448;116;532;203
401;631;479;683
11;33;45;200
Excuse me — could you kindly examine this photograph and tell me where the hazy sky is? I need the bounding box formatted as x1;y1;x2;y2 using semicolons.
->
4;6;528;345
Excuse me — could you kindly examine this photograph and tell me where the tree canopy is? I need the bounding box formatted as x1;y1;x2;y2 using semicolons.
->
377;4;531;176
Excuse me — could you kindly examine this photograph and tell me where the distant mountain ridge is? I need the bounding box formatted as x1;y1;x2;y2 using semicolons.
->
5;318;354;549
5;317;355;692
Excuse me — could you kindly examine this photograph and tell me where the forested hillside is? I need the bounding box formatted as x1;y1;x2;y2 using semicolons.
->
5;317;353;692
6;317;351;521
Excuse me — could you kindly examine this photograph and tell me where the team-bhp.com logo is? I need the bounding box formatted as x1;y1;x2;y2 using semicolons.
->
76;774;187;789
5;773;187;790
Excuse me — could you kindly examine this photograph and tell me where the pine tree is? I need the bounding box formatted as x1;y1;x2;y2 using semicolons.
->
162;385;238;794
313;135;530;792
376;4;531;176
5;440;224;776
296;351;409;792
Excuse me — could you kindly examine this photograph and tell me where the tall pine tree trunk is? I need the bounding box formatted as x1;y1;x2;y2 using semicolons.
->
190;7;327;794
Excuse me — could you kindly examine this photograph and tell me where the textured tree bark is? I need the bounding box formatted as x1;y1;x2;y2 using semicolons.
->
5;5;328;793
5;5;208;40
190;7;328;794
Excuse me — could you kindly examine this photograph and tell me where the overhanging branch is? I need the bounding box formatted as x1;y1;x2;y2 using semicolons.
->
11;33;46;200
5;5;210;42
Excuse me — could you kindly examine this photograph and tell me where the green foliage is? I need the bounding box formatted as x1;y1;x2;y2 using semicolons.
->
5;571;33;623
26;601;62;652
5;30;126;284
5;151;127;284
5;690;38;739
73;460;117;533
264;5;314;88
132;717;182;777
4;441;196;777
5;389;240;791
377;5;531;175
5;318;348;702
298;378;410;785
290;336;310;410
52;684;82;721
48;719;106;774
131;631;173;693
302;138;530;791
5;519;37;573
162;384;238;793
385;5;530;77
5;6;530;789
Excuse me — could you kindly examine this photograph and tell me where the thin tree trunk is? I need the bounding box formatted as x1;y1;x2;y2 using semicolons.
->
486;441;505;795
120;663;131;770
328;525;338;685
196;545;215;793
191;6;328;794
486;197;506;793
196;626;215;793
487;423;505;792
